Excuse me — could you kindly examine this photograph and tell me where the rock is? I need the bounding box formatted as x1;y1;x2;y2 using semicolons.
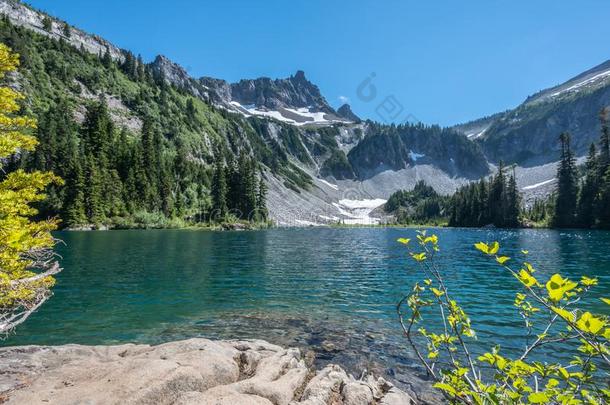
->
337;104;361;123
0;338;418;404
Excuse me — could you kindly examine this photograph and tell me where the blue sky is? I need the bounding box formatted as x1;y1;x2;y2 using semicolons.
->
27;0;610;126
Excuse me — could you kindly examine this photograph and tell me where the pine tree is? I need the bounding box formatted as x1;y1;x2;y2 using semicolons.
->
62;22;71;38
553;132;578;228
102;47;112;69
506;169;520;227
84;154;105;224
577;143;599;227
239;156;258;217
186;98;197;124
41;16;52;32
256;175;268;221
597;167;610;228
211;152;227;219
488;162;506;226
599;107;610;173
63;158;87;226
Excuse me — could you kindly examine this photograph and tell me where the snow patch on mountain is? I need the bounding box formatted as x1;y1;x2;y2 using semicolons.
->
230;101;349;126
548;69;610;98
317;178;339;190
409;151;425;162
522;178;555;190
332;198;386;225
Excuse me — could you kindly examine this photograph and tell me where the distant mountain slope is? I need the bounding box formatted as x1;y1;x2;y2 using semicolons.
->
0;0;488;226
455;60;610;167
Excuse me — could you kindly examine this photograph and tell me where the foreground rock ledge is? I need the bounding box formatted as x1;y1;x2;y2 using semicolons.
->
0;338;416;404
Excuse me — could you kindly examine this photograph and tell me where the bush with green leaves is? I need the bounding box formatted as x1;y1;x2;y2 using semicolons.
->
396;231;609;404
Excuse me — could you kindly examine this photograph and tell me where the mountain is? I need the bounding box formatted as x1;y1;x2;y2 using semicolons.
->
337;104;361;122
0;0;490;227
455;60;610;167
200;70;350;126
8;0;608;225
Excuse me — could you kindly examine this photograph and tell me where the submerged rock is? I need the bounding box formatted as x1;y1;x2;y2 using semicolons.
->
0;338;416;404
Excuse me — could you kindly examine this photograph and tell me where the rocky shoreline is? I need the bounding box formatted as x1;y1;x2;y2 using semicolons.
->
0;338;420;404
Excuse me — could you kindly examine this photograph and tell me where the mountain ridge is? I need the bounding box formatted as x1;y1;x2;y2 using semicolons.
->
2;0;609;226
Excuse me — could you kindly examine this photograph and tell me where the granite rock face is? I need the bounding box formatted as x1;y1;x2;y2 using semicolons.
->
0;338;416;405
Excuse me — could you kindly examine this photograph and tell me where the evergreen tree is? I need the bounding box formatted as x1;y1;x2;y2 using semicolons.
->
256;175;268;221
505;169;520;227
577;143;599;227
62;22;71;38
41;16;52;32
83;154;105;224
211;152;227;218
63;157;87;227
488;162;506;226
597;167;610;228
239;155;258;216
553;132;578;228
102;47;112;69
599;107;610;172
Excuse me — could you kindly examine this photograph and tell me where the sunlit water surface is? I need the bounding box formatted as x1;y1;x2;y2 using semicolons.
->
3;228;609;390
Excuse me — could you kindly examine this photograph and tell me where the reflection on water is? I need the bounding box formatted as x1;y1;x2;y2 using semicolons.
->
2;228;609;392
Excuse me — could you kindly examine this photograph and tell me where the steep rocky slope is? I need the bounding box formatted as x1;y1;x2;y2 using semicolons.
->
0;0;492;225
455;59;610;167
5;0;610;224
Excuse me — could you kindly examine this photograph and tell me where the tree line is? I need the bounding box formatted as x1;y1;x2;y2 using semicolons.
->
552;109;610;228
23;97;267;228
448;162;520;228
387;110;610;229
210;152;268;222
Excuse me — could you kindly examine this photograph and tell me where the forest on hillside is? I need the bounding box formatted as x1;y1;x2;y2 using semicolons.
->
385;110;610;229
0;16;280;228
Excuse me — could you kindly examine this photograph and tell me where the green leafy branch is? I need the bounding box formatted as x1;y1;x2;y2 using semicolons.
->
396;232;610;404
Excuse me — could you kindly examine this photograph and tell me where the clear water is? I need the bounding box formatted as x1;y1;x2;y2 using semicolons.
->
2;228;609;387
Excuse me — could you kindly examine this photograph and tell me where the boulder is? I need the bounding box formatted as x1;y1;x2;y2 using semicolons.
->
0;338;417;404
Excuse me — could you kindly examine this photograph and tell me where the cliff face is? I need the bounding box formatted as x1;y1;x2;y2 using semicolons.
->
455;59;610;166
0;0;123;60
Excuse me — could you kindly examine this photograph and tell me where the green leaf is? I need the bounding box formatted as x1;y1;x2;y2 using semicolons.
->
495;256;510;265
410;252;427;262
397;238;410;245
528;392;549;403
576;312;605;334
474;242;489;254
551;306;575;322
433;382;457;396
488;241;500;255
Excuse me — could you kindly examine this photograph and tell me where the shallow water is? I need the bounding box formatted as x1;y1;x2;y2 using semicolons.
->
3;227;609;388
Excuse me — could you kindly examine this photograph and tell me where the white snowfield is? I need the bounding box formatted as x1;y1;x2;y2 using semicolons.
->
468;128;487;139
408;150;425;162
548;69;610;99
522;178;555;190
317;178;339;190
230;101;349;126
332;198;386;225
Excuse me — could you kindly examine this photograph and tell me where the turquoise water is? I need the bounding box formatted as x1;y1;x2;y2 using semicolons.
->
3;228;609;384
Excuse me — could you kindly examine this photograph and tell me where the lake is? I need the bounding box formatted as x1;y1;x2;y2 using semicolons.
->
3;227;609;388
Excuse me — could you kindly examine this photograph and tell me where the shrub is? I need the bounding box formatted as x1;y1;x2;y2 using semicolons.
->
397;231;609;404
0;44;62;335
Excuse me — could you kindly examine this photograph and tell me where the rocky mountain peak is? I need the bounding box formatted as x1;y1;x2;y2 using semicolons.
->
150;55;207;99
229;70;332;113
337;104;360;123
293;70;307;82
